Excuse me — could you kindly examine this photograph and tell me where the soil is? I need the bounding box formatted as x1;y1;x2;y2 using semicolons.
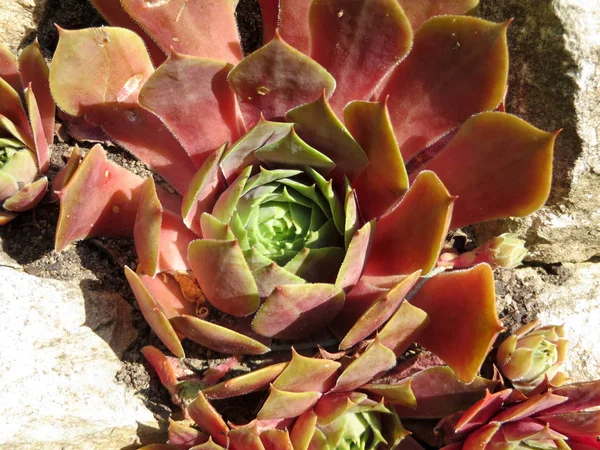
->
0;0;578;445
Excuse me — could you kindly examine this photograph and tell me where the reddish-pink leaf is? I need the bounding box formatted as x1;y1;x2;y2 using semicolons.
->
454;389;512;434
273;348;341;393
24;87;49;173
187;392;229;446
170;315;270;355
290;410;318;450
50;145;81;202
409;265;504;383
0;78;33;148
345;100;408;220
335;221;376;293
156;211;198;273
125;266;185;358
121;0;242;64
168;419;209;449
537;411;600;437
252;283;345;339
260;429;294;450
380;16;509;160
393;366;497;418
3;176;47;212
416;112;557;228
364;171;454;277
228;423;266;450
258;0;279;44
139;53;242;167
141;345;180;396
182;145;226;236
258;385;321;420
340;270;421;350
203;363;288;400
134;178;162;276
188;239;260;317
398;0;480;31
227;32;335;128
378;300;429;357
543;380;600;414
55;145;144;251
88;0;166;65
0;44;21;92
50;27;197;194
19;40;55;146
492;392;568;423
279;0;312;54
137;273;195;319
310;0;412;115
332;338;397;392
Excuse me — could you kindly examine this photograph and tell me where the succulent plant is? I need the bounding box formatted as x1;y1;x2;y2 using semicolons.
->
0;42;54;224
436;380;600;450
438;233;528;269
496;320;568;394
47;0;556;384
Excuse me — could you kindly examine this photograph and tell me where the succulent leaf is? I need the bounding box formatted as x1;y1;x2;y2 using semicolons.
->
121;0;242;63
0;43;21;91
364;171;454;277
398;0;480;31
417;112;556;228
139;53;242;166
227;32;336;127
380;16;509;160
409;264;503;383
310;0;413;115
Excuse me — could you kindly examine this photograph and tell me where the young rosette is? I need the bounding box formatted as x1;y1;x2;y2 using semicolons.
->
0;42;54;224
48;0;556;378
496;320;568;394
436;379;600;450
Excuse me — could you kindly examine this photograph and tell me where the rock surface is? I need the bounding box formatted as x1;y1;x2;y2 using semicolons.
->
497;263;600;383
0;0;36;52
477;0;600;264
0;251;162;450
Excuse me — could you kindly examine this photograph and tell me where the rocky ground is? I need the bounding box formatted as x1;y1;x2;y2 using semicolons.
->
0;0;599;449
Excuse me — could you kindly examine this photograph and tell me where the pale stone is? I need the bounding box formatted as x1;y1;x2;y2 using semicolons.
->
0;263;161;449
0;0;36;53
476;0;600;264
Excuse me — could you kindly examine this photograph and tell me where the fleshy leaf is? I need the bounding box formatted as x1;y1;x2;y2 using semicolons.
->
50;27;197;193
88;0;166;65
121;0;242;64
139;53;241;166
0;78;33;148
394;366;497;418
398;0;480;31
190;437;226;450
258;0;279;44
345;100;408;220
285;94;368;180
19;40;55;147
252;283;345;339
335;220;376;293
332;338;397;392
380;16;509;160
3;176;47;212
228;423;266;450
454;389;512;434
141;346;179;396
255;127;335;173
278;0;312;54
50;143;81;200
0;44;21;91
534;380;600;415
417;112;556;228
284;247;345;284
310;0;413;115
0;211;17;225
220;118;293;182
187;392;229;446
362;379;416;408
364;171;454;277
290;410;318;450
228;32;336;128
137;274;195;318
125;266;184;358
55;145;144;251
170;315;270;355
536;411;600;437
203;363;288;399
378;301;429;357
24;87;50;173
340;270;421;350
409;264;504;383
188;239;260;317
258;385;321;420
273;348;341;393
134;178;162;276
260;429;294;450
168;419;209;449
182;145;226;235
252;263;305;299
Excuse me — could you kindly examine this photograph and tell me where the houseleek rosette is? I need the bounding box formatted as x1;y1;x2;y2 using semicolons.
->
0;42;54;224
